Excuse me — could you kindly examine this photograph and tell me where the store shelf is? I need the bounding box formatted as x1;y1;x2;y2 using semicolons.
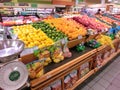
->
94;38;120;72
94;50;120;72
67;70;95;90
18;37;120;90
67;38;85;48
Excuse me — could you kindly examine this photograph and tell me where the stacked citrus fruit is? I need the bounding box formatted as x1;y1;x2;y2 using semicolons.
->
13;25;54;48
44;18;87;40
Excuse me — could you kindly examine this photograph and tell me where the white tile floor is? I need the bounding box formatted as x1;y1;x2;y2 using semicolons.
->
75;55;120;90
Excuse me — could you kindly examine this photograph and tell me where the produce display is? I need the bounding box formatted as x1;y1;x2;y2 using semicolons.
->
86;39;101;48
107;34;115;40
1;6;120;90
96;15;120;25
7;13;119;90
12;25;54;48
38;49;52;66
113;15;120;20
50;42;64;63
73;15;110;32
32;22;66;42
44;18;87;40
96;34;114;48
34;42;65;65
87;29;97;35
76;44;85;52
2;16;40;26
63;47;72;58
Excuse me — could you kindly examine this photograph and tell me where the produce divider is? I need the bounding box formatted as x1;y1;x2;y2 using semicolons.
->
67;37;85;48
103;14;120;22
19;39;120;90
95;16;112;26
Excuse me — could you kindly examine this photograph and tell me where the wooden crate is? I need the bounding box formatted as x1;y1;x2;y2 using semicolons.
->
85;34;98;42
67;38;85;48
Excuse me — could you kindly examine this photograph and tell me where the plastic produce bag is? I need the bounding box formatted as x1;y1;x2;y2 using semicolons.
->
51;80;62;90
50;41;64;63
26;60;44;79
64;75;72;89
70;70;78;85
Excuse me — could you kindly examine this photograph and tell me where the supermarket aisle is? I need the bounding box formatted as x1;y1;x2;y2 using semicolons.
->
75;55;120;90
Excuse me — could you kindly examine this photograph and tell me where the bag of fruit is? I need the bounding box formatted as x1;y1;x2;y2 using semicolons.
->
62;38;72;58
50;41;64;63
26;60;44;80
39;47;52;66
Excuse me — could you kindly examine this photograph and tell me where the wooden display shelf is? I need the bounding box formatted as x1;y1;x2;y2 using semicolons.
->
95;46;120;72
86;34;98;42
30;48;97;88
31;56;95;90
67;38;85;48
19;39;120;90
67;70;94;90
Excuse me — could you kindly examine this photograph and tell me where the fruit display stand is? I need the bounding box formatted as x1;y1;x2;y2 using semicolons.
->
6;16;119;89
20;47;97;90
18;38;120;90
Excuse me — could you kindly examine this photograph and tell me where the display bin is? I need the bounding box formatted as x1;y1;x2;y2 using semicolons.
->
18;39;120;90
42;55;96;90
94;45;108;69
85;34;98;42
19;47;97;90
113;39;120;52
94;39;120;72
67;38;85;48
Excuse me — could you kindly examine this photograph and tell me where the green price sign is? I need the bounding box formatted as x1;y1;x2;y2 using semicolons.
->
31;3;38;8
17;0;52;4
78;0;84;2
4;2;15;6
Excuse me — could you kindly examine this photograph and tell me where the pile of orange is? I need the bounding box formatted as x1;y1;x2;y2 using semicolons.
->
44;18;87;40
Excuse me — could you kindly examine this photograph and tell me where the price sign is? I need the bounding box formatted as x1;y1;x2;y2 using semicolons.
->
102;29;104;32
105;28;108;31
61;38;68;44
94;31;97;35
78;35;82;39
26;20;32;24
61;39;65;44
31;3;38;8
